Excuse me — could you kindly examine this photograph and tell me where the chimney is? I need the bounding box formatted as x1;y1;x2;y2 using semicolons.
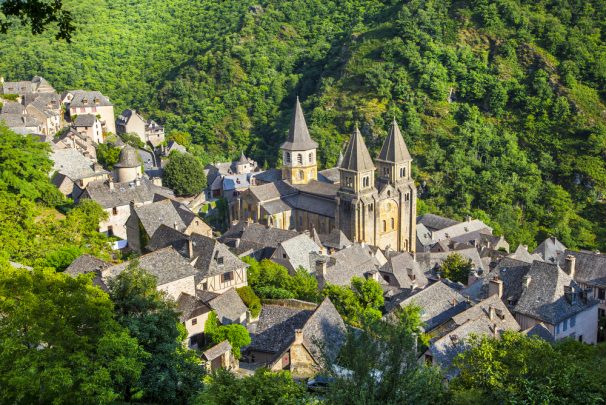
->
565;255;576;279
488;306;496;321
135;178;141;187
108;181;115;191
488;277;503;299
234;238;241;249
246;310;252;324
188;238;194;259
294;329;304;345
315;258;327;278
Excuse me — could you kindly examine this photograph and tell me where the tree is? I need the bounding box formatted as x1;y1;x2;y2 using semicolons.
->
0;263;147;403
0;0;75;41
287;267;321;302
397;303;430;347
194;368;310;405
167;130;192;147
237;286;261;318
440;253;472;284
451;331;606;404
204;311;251;359
325;314;446;404
243;257;318;301
323;277;384;326
96;142;122;169
108;263;203;403
163;151;207;196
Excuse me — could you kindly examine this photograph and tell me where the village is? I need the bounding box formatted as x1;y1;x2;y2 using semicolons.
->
1;75;605;382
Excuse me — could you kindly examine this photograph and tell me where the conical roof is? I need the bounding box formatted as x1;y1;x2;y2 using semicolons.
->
340;126;375;172
280;97;318;151
237;151;248;165
377;119;411;162
115;144;140;168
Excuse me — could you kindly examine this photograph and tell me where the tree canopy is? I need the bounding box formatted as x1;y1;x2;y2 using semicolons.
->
440;253;473;284
163;151;207;196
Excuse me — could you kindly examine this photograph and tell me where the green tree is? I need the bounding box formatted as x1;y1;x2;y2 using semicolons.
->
108;263;204;403
195;368;310;405
287;267;321;302
237;286;261;318
167;130;192;147
0;0;75;40
440;253;472;284
0;263;147;403
451;331;606;404
96;142;122;169
163;151;207;196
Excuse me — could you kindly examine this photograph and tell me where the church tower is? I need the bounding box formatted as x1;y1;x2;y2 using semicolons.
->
336;126;378;245
281;97;318;185
375;119;417;252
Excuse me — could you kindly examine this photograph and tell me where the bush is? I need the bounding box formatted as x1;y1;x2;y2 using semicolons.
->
236;286;261;318
255;285;296;299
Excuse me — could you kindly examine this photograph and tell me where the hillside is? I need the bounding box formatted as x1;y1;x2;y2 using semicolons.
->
1;0;606;250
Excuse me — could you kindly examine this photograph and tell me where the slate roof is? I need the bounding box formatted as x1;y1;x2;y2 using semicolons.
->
416;247;485;274
249;180;297;202
340;126;375;172
318;167;340;184
166;141;186;155
51;149;101;181
379;252;428;289
203;340;232;361
1;101;25;114
319;229;352;250
103;247;198;286
147;225;190;253
534;237;567;263
278;234;322;272
377;119;411;162
301;298;346;364
284;194;335;218
220;222;299;255
293;180;339;198
322;244;382;286
248;305;314;354
176;292;211;322
115;145;141;168
202;288;247;324
82;177;170;209
523;323;555;342
485;257;532;305
261;199;292;215
189;234;248;277
1;113;40;128
508;244;543;263
73;114;97;127
68;90;112;107
64;254;111;292
134;198;197;236
237;151;248;165
223;173;252;191
514;260;598;325
397;281;469;332
417;214;459;232
280;97;318;151
252;168;282;184
431;219;492;242
558;249;606;286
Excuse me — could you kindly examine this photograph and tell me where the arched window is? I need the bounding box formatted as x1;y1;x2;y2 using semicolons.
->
286;152;291;163
363;176;369;187
309;152;314;162
297;154;303;164
382;220;387;232
400;167;406;177
391;218;395;229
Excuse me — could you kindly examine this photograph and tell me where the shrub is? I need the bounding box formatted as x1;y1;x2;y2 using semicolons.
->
237;286;261;318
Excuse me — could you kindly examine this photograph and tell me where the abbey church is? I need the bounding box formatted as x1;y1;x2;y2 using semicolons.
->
232;98;417;253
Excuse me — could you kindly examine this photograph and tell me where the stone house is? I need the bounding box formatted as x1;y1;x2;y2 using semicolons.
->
176;292;212;348
116;109;165;147
270;233;322;274
102;247;198;300
63;90;116;134
220;222;299;259
64;254;112;292
53;128;99;161
72;114;103;144
315;243;385;289
379;251;428;290
24;93;63;136
50;149;110;198
203;341;237;372
246;298;345;377
197;288;248;325
125;198;212;253
1;76;55;96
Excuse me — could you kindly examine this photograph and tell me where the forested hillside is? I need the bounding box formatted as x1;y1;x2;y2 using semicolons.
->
2;0;606;250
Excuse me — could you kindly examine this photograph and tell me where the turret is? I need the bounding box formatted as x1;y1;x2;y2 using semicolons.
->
115;144;142;183
376;119;412;187
280;97;318;185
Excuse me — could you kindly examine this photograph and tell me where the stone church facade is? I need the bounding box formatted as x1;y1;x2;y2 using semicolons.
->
231;98;416;253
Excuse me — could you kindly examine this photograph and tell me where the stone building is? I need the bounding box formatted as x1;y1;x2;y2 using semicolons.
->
233;99;417;253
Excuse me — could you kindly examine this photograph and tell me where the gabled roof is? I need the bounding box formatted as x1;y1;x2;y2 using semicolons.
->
301;298;346;364
397;281;469;331
340;126;374;172
277;234;322;271
82;177;171;209
322;244;382;286
379;252;428;289
1;101;25;114
220;222;299;256
248;180;297;202
485;257;532;304
318;167;340;184
377;119;411;163
508;245;543;263
68;90;112;107
176;292;211;322
558;249;606;286
190;234;248;277
147;225;190;253
64;254;111;276
319;229;352;250
533;237;567;264
280;97;318;151
51;149;99;181
73;114;98;127
201;288;247;324
417;214;459;232
134;198;197;237
103;247;198;286
514;260;598;325
203;340;232;361
523;323;555;342
248;305;314;355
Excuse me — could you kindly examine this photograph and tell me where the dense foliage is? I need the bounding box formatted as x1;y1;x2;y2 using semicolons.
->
236;285;262;318
322;277;384;326
0;264;147;403
2;0;606;251
163;151;207;196
108;263;204;403
440;253;473;284
451;331;606;404
204;311;251;359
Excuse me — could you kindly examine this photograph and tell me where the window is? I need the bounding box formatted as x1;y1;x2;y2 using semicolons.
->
599;308;606;318
368;203;373;212
556;323;560;334
570;315;576;328
297;170;304;180
599;288;605;300
297;154;303;164
107;226;113;237
578;335;583;342
299;216;303;226
563;319;568;332
112;207;118;215
282;253;287;259
382;220;386;232
221;272;233;283
363;176;369;187
309;152;314;162
383;167;389;175
286;152;291;163
217;257;224;265
400;167;405;177
391;218;395;229
192;318;197;326
202;282;208;290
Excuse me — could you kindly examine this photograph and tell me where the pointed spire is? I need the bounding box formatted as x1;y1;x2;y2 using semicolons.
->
377;119;411;162
340;126;375;172
237;150;248;164
280;97;318;151
336;150;344;167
